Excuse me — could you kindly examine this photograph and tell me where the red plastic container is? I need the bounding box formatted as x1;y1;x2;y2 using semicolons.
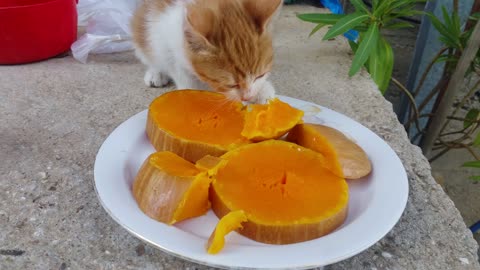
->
0;0;78;64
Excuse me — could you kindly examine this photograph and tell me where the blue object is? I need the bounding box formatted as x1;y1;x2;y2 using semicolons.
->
471;220;480;233
319;0;359;42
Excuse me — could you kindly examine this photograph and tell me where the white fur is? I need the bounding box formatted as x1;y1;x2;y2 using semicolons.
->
133;1;276;104
134;3;207;90
224;74;275;104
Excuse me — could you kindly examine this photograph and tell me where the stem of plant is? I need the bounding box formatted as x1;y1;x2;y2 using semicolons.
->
405;48;449;131
440;127;471;136
439;79;480;135
422;21;480;157
466;145;480;160
412;47;449;97
405;80;443;130
391;77;422;134
446;116;480;122
429;147;450;162
412;130;426;142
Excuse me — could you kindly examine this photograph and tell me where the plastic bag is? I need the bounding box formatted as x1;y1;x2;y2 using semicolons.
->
71;0;141;63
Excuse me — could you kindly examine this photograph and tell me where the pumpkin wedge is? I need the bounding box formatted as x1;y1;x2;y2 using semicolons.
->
209;140;349;245
241;98;304;141
287;124;371;179
132;151;211;224
206;210;248;254
147;90;249;163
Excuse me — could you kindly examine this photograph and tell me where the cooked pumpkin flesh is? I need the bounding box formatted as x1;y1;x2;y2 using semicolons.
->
149;90;248;146
213;140;348;224
207;210;248;254
241;98;304;141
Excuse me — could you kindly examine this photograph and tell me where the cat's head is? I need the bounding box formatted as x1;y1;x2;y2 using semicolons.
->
184;0;281;102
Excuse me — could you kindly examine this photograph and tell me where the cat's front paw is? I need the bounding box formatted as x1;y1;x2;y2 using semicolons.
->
144;69;170;88
254;81;276;104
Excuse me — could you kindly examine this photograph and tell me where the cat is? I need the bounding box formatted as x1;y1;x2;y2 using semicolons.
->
131;0;282;103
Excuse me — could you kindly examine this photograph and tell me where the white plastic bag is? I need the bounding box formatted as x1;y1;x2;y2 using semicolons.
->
71;0;141;63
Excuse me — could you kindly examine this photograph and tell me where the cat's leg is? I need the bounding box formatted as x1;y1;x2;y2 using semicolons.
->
143;68;171;88
254;80;276;104
170;68;209;90
133;46;171;88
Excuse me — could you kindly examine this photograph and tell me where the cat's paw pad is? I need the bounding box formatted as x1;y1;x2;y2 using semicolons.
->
144;70;170;87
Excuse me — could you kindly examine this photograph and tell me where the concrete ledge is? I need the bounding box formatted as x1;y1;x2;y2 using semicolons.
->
1;5;478;270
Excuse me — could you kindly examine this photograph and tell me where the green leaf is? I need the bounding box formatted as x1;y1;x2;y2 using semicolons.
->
387;10;424;19
372;0;379;8
383;21;415;29
323;13;369;40
386;0;415;13
348;40;359;53
469;175;480;182
373;0;392;17
368;37;394;93
474;133;480;146
441;6;453;32
464;108;479;128
435;55;457;63
452;11;461;37
297;13;345;24
352;24;370;32
350;0;370;14
462;160;480;168
427;12;459;48
309;23;326;37
440;7;461;47
349;22;379;77
469;12;480;21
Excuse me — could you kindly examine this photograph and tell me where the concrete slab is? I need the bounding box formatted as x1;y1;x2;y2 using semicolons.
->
1;5;479;270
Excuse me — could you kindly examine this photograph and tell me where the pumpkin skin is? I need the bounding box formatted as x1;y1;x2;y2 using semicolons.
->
287;124;372;179
147;90;249;163
132;152;211;225
209;140;349;245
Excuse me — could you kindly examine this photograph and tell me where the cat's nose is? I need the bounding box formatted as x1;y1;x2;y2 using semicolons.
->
241;92;255;101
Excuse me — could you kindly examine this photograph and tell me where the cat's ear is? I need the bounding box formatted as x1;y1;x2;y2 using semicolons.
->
184;5;216;53
242;0;282;34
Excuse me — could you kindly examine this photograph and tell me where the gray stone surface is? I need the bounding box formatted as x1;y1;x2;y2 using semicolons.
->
1;5;479;270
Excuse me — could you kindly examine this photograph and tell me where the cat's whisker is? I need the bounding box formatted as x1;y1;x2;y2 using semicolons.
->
200;98;231;116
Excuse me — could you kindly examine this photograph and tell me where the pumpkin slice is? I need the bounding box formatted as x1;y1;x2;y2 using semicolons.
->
132;151;211;224
209;140;348;244
147;90;250;162
195;155;225;172
241;98;304;141
287;124;371;179
206;210;248;254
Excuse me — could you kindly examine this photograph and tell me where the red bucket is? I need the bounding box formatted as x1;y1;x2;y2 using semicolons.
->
0;0;78;64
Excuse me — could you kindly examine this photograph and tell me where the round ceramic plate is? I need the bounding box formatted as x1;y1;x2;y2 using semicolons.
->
94;95;408;269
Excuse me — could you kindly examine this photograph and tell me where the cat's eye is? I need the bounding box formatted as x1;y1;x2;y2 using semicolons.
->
255;73;267;80
228;84;240;89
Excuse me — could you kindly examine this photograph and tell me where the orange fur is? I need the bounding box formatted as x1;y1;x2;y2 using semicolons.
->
131;0;175;58
131;0;282;102
185;0;281;93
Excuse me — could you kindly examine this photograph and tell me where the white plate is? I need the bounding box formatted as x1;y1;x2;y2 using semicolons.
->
94;95;408;269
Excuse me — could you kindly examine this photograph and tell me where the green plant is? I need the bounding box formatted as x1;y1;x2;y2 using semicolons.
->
298;0;427;93
297;0;480;183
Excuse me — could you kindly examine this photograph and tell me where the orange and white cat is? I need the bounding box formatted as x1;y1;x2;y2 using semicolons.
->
131;0;282;103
